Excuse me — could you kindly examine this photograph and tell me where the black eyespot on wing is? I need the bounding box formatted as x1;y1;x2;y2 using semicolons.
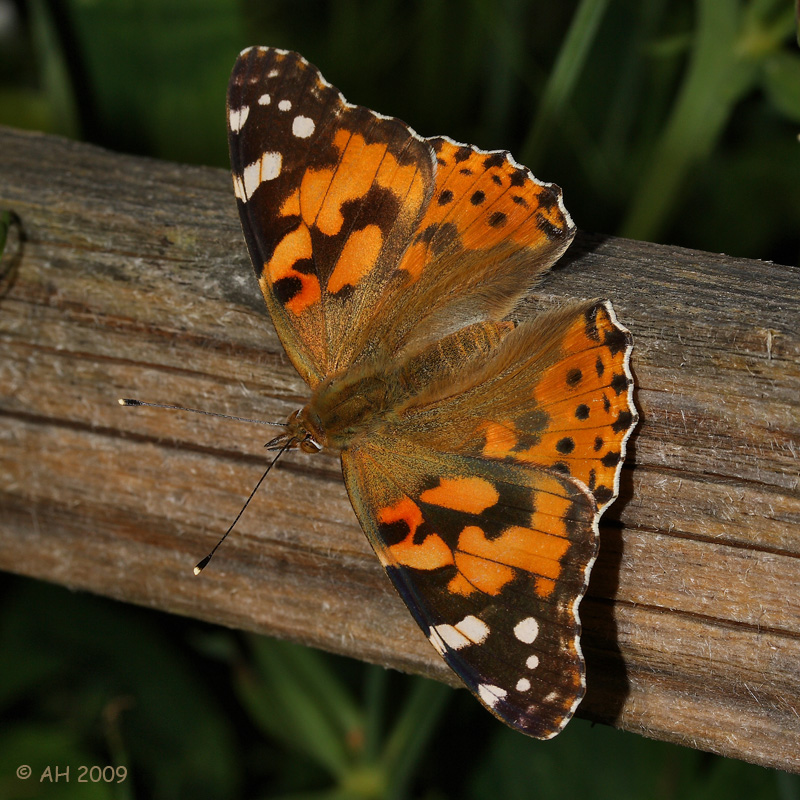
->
483;153;505;169
556;437;575;454
537;187;558;211
594;486;614;505
536;214;565;240
613;410;634;433
601;451;620;468
566;368;582;386
611;373;629;395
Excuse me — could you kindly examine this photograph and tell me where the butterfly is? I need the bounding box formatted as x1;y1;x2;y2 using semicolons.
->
226;46;637;739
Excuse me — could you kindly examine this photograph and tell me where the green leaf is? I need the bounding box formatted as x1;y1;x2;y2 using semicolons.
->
468;719;665;800
61;0;243;165
468;717;797;800
620;0;760;241
361;666;387;765
380;677;450;800
27;0;81;137
521;0;611;166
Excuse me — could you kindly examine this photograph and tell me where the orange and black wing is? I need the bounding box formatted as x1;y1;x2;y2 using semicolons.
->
343;437;597;739
341;301;637;738
227;47;435;386
227;47;575;384
410;300;639;511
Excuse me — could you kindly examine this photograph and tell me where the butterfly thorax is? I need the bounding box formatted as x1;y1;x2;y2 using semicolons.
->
288;317;527;454
290;365;400;454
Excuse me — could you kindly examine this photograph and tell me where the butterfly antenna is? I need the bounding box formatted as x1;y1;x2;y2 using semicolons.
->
193;439;293;575
119;398;286;428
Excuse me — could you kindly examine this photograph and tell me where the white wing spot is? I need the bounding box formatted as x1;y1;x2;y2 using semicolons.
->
455;615;490;644
228;105;250;133
526;654;539;670
432;624;468;650
268;69;279;78
478;684;507;709
258;93;271;106
432;615;490;651
292;115;315;138
241;151;282;200
428;628;447;657
516;678;531;692
514;617;539;644
545;691;559;703
232;175;246;201
278;99;292;111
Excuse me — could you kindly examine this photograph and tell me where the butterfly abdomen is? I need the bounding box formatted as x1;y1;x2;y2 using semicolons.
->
394;320;516;399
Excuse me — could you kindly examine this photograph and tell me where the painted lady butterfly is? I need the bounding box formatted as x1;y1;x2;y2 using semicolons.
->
226;47;637;738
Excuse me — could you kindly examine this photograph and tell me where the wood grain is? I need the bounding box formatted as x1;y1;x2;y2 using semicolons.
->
1;125;798;772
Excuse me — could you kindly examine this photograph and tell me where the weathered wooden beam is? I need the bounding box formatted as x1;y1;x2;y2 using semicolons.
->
1;125;798;772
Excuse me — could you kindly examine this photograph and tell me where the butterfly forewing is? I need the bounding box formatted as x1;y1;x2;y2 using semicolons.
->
342;436;597;738
228;47;436;384
355;139;579;361
396;137;575;281
403;301;637;510
227;48;579;379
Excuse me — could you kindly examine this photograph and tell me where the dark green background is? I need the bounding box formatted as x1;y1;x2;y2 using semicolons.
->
1;0;799;797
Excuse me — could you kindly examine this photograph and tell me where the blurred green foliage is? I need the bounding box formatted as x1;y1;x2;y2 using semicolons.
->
2;576;798;799
1;0;797;262
1;1;799;797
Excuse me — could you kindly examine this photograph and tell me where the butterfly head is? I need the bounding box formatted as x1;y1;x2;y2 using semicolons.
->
265;407;324;453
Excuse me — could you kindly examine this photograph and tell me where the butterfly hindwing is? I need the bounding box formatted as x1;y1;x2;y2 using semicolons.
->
400;300;637;510
512;300;637;509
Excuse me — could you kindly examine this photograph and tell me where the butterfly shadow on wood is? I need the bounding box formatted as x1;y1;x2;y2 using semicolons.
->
580;366;641;729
